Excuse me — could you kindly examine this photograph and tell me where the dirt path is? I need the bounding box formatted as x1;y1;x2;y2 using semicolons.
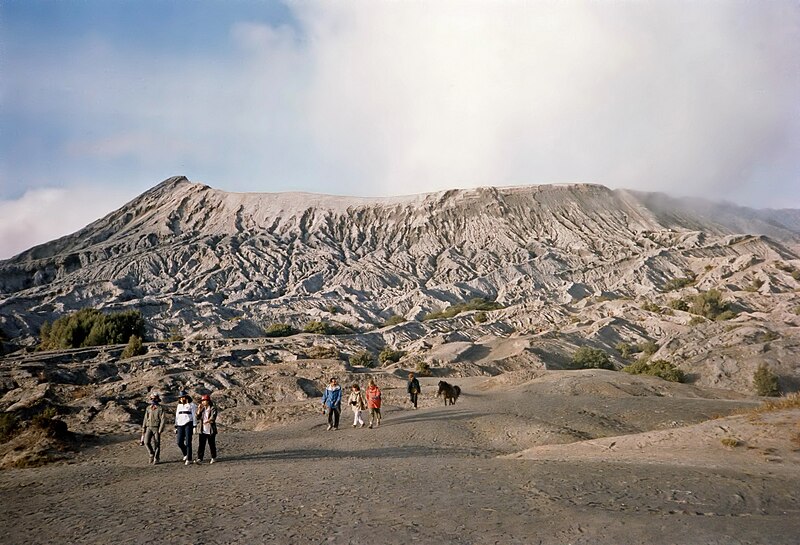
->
2;377;799;545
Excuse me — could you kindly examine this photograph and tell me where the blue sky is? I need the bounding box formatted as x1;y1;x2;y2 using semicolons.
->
1;0;799;258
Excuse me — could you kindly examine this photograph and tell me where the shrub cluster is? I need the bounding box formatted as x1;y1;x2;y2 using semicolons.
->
121;335;146;359
0;413;19;443
572;347;614;370
662;276;695;292
689;290;736;321
303;321;352;335
422;298;503;321
753;365;780;397
349;350;375;368
306;345;341;360
668;298;689;311
414;358;432;376
40;308;145;350
623;358;684;382
379;347;405;365
383;315;407;327
264;323;298;337
641;301;661;313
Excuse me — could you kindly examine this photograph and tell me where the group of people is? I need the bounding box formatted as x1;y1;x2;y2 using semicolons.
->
140;372;424;465
321;373;422;431
140;390;218;466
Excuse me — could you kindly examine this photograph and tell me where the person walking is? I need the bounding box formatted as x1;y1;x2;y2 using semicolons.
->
322;377;342;430
366;379;382;429
348;384;367;428
407;372;421;409
195;394;218;464
174;390;197;465
140;392;165;464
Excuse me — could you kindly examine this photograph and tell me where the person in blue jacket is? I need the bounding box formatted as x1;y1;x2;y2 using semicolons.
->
322;377;343;430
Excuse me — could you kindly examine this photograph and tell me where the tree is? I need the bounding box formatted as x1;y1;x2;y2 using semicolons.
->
40;308;145;350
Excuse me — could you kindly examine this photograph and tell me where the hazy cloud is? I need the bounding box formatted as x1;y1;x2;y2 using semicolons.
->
1;1;798;258
0;186;134;259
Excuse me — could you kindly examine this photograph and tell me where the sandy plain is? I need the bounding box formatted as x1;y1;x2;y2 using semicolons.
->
1;371;798;545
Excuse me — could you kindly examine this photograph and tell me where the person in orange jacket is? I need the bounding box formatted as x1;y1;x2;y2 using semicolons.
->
365;379;382;429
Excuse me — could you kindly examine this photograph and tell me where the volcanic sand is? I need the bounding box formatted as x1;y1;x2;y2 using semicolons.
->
1;371;799;545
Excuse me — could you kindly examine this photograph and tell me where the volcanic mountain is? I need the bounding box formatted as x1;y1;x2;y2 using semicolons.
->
1;176;799;394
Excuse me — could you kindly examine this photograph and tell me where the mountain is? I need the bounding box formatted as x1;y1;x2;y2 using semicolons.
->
1;176;799;396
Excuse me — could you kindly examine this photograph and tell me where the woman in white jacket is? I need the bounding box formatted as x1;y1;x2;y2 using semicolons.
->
347;384;367;428
174;390;197;465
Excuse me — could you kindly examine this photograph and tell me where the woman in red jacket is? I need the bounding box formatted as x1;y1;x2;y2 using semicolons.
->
365;379;382;429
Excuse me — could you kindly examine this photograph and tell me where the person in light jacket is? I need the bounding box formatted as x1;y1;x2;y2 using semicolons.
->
348;384;367;428
322;377;342;431
195;393;218;464
174;390;197;465
141;392;165;464
365;379;382;429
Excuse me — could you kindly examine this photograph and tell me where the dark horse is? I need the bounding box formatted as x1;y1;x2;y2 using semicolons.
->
437;381;461;406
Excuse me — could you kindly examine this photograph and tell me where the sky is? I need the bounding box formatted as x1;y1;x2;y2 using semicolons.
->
1;0;799;259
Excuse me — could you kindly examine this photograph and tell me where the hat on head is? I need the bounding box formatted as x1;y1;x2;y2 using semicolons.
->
178;390;189;398
201;394;211;401
149;392;160;400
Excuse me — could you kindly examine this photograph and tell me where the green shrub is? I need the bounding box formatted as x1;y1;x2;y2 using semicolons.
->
31;407;57;429
349;350;375;368
616;342;634;359
325;304;339;314
0;413;19;443
638;340;659;356
753;365;780;397
415;359;431;376
306;345;341;360
714;310;737;322
474;311;488;323
379;347;405;365
121;335;146;359
303;321;352;335
690;289;736;321
662;276;695;292
572;347;614;370
794;306;800;316
264;323;298;337
745;278;765;292
689;316;706;326
641;301;661;313
793;270;800;281
40;308;145;350
720;437;741;448
669;298;689;311
623;358;684;382
383;315;406;327
754;330;779;343
422;297;503;321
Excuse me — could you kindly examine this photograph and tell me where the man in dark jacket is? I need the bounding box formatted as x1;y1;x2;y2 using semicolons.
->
407;372;421;409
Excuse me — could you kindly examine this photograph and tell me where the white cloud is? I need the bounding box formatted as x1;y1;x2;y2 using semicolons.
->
0;186;135;259
2;1;799;259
